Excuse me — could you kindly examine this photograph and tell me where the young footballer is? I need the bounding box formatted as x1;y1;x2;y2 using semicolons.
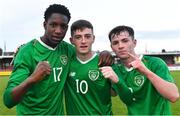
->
3;4;75;115
65;19;113;115
100;25;179;115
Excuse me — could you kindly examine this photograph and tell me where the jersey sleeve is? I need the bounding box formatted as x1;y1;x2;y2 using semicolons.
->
112;65;135;105
3;46;32;108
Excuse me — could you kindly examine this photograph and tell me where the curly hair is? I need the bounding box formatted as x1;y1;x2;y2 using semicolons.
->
44;4;71;22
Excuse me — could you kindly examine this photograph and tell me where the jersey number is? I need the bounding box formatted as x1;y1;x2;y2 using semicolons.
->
76;79;88;94
53;67;63;82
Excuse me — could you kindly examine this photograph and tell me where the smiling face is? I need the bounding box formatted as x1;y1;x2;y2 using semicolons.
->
70;28;95;55
43;13;69;48
110;31;136;60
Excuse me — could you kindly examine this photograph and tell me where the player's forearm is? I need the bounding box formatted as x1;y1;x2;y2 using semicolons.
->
143;69;180;102
3;77;35;108
113;81;134;105
11;77;36;105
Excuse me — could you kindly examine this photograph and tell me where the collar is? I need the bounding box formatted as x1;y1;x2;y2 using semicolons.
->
37;37;57;50
77;52;97;64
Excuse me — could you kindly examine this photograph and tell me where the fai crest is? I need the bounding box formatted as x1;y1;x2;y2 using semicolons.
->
60;55;68;65
134;75;144;86
88;70;99;81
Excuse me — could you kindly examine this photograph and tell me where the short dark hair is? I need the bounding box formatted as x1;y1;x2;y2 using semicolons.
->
44;4;71;22
108;25;134;41
70;19;93;36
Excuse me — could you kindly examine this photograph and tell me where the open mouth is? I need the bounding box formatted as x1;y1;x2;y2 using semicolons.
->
80;46;88;48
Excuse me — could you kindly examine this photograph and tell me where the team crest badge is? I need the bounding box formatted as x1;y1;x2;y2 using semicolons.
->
134;75;144;86
60;55;68;65
88;70;99;81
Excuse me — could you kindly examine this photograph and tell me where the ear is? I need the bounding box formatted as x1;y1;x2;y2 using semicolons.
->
43;21;46;30
70;37;74;44
92;35;95;43
133;39;137;47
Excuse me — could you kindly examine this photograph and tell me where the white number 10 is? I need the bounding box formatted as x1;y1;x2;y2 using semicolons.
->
76;79;88;94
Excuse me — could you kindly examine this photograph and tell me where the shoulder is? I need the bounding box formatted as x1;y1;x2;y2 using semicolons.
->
59;41;73;48
14;39;36;61
18;40;35;54
143;55;166;65
58;41;75;57
59;41;75;52
143;55;169;72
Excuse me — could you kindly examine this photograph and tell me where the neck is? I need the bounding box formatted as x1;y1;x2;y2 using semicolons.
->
77;51;94;62
122;59;133;68
41;36;57;48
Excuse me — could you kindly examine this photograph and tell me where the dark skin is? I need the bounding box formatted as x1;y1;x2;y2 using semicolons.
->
98;50;114;67
12;13;69;104
41;13;69;48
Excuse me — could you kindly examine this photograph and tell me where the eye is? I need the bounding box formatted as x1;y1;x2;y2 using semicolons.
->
74;35;81;40
122;38;129;43
112;41;119;45
50;23;57;28
60;24;68;30
85;34;92;39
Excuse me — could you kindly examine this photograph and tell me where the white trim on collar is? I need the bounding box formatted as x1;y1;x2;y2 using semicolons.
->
37;37;56;50
77;52;97;64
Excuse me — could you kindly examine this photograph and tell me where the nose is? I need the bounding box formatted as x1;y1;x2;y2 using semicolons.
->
118;42;124;49
55;26;62;34
81;37;86;43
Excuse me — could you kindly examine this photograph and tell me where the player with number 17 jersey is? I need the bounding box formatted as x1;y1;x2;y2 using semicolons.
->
4;38;75;114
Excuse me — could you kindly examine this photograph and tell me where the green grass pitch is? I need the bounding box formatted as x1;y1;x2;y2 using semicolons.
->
0;71;180;115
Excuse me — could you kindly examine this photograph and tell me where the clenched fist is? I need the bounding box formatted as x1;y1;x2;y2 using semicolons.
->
30;61;51;83
100;66;119;83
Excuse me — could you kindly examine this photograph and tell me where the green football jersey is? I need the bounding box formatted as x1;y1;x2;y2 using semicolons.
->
65;53;112;115
112;55;173;115
3;38;75;115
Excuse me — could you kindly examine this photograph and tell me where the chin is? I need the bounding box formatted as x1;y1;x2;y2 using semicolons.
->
78;50;88;54
81;51;88;54
52;39;62;44
118;55;128;59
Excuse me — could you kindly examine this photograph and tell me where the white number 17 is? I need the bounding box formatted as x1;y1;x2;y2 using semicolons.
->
53;67;63;82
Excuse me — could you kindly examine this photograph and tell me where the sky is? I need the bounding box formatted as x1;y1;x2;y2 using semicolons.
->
0;0;180;54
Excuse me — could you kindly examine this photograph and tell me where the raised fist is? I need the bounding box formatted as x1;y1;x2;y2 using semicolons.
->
30;61;51;83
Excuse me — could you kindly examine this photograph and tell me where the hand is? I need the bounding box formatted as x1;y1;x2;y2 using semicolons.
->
128;53;147;74
100;66;119;83
30;61;51;83
98;50;114;67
